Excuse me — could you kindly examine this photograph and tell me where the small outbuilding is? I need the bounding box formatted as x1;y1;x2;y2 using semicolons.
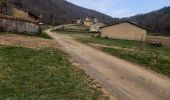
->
83;17;94;27
100;21;148;41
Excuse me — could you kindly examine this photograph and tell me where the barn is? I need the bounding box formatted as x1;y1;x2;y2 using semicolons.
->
100;21;148;41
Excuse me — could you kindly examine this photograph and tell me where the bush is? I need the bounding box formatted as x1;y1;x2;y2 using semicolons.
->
104;36;109;39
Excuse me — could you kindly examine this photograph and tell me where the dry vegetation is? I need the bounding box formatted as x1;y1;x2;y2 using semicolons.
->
146;36;170;45
0;33;62;50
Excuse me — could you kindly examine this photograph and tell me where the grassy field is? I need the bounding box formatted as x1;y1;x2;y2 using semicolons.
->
63;24;89;30
55;24;89;33
149;33;170;37
0;46;107;100
0;32;52;39
56;31;170;77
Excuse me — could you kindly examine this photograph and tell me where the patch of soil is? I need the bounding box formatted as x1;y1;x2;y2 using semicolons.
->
0;74;5;80
88;43;135;51
0;34;63;50
146;36;170;46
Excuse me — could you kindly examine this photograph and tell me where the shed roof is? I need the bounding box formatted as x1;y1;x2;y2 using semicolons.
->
100;21;148;30
12;5;39;19
0;14;39;24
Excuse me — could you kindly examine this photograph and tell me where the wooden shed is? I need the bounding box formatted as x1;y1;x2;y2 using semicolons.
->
100;21;148;41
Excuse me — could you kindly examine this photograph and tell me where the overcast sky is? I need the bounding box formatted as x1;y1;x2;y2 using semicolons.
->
67;0;170;18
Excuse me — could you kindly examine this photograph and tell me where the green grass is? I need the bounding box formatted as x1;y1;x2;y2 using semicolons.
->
0;46;107;100
149;33;170;37
55;24;89;33
39;32;53;39
56;31;170;77
103;47;170;76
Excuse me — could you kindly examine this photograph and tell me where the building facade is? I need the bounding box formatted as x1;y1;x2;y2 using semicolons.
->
100;21;147;41
0;14;39;33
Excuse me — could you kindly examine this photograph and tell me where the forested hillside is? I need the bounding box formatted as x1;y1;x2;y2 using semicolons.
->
9;0;115;24
123;6;170;34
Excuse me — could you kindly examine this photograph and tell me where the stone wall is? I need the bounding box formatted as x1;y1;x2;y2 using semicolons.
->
0;14;39;33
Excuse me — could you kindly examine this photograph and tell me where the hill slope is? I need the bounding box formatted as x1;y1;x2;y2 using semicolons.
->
10;0;115;24
123;6;170;34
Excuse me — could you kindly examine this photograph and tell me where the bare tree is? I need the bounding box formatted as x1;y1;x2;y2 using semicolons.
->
0;0;8;32
50;13;55;30
0;0;8;14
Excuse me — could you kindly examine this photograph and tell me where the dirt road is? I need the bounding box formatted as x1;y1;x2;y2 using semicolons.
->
46;29;170;100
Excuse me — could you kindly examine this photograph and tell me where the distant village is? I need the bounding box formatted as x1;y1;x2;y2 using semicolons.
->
76;17;105;32
0;4;149;42
76;17;147;41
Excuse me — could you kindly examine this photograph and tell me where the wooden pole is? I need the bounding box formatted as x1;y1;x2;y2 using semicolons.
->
52;14;55;30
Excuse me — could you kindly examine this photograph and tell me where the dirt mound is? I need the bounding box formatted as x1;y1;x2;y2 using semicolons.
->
0;33;63;50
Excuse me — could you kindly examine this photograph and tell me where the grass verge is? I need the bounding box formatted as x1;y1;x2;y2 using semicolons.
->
0;46;107;99
103;47;170;77
56;31;143;48
39;32;53;39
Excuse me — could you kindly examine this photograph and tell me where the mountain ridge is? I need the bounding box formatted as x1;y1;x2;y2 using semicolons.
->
9;0;116;24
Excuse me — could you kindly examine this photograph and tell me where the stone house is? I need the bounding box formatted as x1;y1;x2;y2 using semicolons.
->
100;21;147;41
83;17;94;27
93;18;99;24
76;18;82;24
90;23;105;32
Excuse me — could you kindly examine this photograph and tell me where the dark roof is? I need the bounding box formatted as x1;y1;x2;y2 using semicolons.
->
0;14;39;24
28;12;39;19
12;5;39;19
100;21;148;30
12;5;27;12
